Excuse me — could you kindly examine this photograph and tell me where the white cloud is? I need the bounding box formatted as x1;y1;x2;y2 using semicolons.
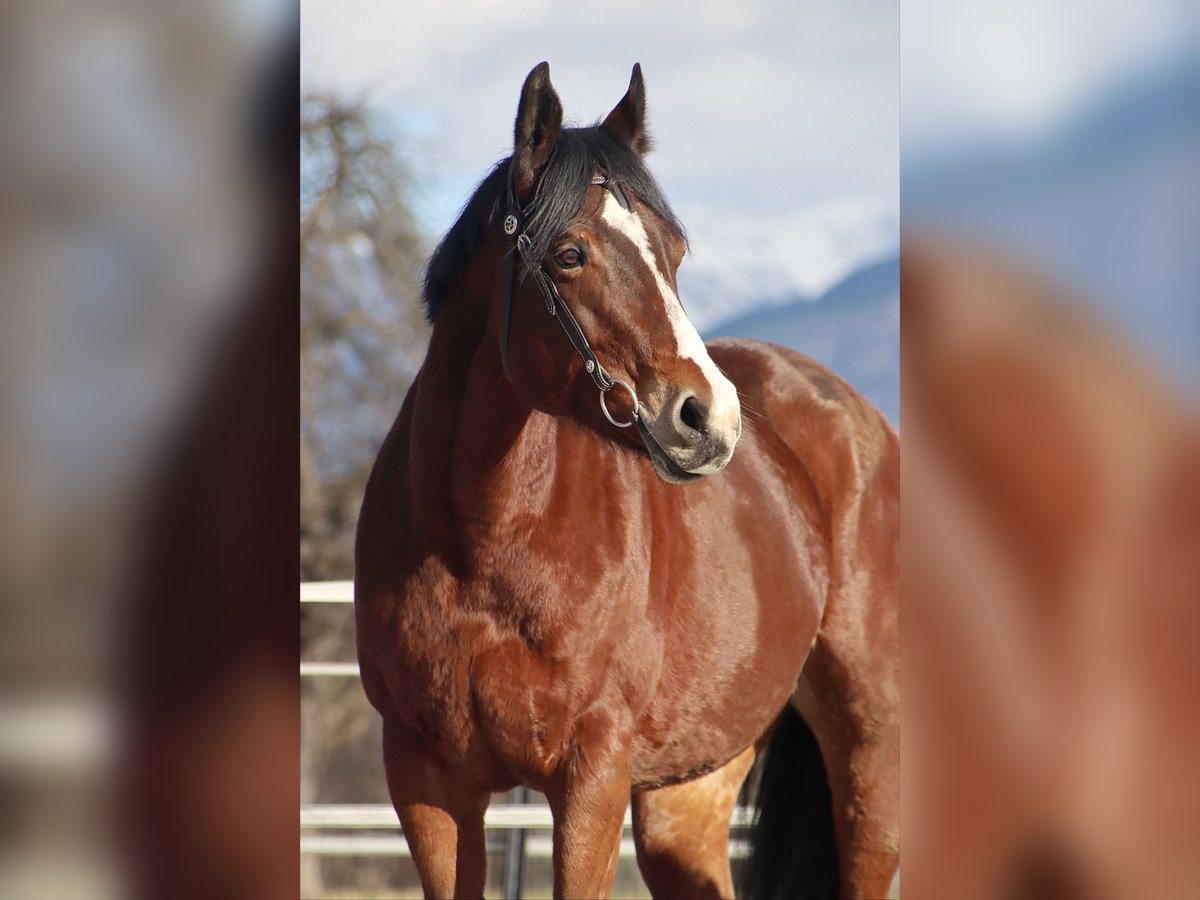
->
302;0;898;231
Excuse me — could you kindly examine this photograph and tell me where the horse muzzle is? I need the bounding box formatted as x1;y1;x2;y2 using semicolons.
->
636;390;742;484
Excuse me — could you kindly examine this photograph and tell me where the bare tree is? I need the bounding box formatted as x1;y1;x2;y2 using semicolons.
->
300;92;429;581
301;93;433;895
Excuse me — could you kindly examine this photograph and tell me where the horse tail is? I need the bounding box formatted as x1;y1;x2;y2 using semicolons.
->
738;704;839;900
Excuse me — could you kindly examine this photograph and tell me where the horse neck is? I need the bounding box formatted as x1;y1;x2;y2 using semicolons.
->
406;254;561;549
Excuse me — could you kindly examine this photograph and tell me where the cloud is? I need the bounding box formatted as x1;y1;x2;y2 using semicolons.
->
302;0;898;232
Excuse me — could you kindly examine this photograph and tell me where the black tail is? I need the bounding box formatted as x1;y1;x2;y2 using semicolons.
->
738;705;839;900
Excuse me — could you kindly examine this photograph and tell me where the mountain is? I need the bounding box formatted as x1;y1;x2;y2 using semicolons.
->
677;197;899;333
704;256;900;427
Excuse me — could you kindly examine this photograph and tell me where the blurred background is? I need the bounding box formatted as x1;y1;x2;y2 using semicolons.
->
300;1;898;896
904;0;1199;398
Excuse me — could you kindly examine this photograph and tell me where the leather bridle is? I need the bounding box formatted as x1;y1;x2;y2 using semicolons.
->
498;162;641;428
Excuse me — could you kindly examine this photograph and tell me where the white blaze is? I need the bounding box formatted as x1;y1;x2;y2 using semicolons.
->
600;193;741;439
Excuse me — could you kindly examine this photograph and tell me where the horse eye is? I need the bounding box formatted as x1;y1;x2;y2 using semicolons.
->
554;247;583;268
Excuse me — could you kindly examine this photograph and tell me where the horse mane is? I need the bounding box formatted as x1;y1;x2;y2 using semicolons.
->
421;125;686;322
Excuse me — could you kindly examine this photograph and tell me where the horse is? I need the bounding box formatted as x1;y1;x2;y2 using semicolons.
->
354;61;899;899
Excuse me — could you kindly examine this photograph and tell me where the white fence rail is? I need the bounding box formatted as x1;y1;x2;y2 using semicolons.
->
302;803;755;833
300;580;354;603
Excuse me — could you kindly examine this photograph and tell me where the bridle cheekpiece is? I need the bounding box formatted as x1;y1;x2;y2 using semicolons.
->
498;162;641;429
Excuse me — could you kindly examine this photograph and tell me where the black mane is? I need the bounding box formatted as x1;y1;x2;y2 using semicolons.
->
421;125;685;322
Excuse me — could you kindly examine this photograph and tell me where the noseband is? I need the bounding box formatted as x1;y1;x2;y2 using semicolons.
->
498;163;641;428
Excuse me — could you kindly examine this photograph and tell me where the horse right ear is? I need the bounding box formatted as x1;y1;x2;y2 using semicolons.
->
513;62;563;202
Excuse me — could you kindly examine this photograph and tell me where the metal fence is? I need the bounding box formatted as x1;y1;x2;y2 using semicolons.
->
300;581;752;898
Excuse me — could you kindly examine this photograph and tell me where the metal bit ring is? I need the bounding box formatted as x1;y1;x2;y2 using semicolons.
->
600;378;640;428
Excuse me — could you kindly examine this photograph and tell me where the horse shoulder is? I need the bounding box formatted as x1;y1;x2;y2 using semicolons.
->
708;337;896;506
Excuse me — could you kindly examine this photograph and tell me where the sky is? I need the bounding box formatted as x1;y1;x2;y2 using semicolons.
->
300;0;899;242
902;0;1197;157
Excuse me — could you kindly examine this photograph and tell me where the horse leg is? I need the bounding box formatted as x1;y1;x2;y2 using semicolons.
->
382;715;489;900
545;715;632;899
631;744;757;899
797;655;900;899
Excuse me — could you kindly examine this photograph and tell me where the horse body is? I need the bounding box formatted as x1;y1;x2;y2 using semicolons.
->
355;62;898;899
357;333;838;777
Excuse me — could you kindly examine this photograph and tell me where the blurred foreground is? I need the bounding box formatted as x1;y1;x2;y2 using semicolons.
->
903;0;1199;895
902;241;1199;898
0;1;298;898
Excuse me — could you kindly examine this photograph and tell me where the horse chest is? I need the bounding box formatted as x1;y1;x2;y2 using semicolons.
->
385;567;649;787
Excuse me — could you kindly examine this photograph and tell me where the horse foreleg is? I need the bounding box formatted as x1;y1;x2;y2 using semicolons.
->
382;716;489;900
631;744;757;899
546;714;632;899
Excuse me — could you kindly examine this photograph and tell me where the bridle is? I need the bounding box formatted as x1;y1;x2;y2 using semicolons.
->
498;161;641;429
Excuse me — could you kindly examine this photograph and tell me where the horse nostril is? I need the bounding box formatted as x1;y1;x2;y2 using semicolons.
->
679;395;708;435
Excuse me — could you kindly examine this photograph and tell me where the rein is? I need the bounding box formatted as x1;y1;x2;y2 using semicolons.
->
498;163;641;428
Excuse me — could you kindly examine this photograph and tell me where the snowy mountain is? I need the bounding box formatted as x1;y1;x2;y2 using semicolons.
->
677;196;898;333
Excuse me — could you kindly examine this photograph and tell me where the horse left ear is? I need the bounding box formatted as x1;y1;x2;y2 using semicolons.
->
602;63;652;154
513;62;564;200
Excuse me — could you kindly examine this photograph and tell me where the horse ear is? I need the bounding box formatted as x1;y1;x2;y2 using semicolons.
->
601;63;652;154
513;62;563;200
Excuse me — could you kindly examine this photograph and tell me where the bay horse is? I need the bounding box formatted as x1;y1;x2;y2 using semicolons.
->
355;62;899;899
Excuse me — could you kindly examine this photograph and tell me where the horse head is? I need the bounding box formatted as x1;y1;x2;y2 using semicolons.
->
502;62;742;483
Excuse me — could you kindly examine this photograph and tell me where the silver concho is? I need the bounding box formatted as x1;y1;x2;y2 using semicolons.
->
503;214;519;236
